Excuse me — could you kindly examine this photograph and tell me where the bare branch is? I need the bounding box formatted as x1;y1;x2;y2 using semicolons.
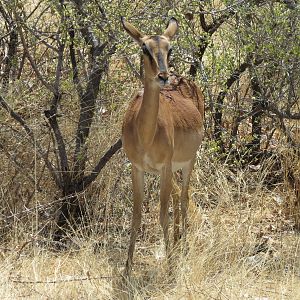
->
69;0;113;179
16;51;26;79
68;25;84;97
266;104;300;120
25;0;44;21
191;4;236;76
0;142;35;184
44;37;70;185
199;5;209;32
281;0;297;9
0;95;34;139
71;0;106;55
0;3;11;24
1;27;18;93
198;0;237;34
45;101;70;178
72;59;107;178
0;94;61;188
207;10;235;34
124;56;142;81
214;56;263;143
79;138;122;191
197;0;247;16
21;22;59;53
14;12;56;94
53;42;65;99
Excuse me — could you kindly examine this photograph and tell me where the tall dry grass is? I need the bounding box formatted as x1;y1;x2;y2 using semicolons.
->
1;144;300;299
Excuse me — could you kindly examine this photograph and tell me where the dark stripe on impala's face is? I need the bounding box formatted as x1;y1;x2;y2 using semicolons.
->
157;51;167;72
151;36;168;72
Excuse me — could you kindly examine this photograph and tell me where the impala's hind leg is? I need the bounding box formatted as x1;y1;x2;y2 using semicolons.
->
181;157;196;252
172;177;181;248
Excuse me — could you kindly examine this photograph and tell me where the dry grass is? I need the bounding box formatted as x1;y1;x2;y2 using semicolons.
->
1;148;300;300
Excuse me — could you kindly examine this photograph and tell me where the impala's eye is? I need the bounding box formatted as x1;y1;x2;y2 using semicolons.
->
141;44;153;62
167;48;172;59
142;44;149;54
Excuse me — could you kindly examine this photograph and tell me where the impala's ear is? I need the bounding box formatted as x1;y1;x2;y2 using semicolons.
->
121;17;144;45
163;17;178;41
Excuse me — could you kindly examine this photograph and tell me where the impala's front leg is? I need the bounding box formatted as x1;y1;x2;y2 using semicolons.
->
160;163;173;263
125;165;144;277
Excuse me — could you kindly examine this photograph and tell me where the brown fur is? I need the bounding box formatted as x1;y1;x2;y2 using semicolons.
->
121;17;205;277
123;75;204;132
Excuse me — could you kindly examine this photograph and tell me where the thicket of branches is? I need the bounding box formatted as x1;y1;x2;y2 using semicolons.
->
0;0;299;239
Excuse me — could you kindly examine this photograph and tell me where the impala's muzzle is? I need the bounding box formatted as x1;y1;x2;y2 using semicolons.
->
158;71;169;85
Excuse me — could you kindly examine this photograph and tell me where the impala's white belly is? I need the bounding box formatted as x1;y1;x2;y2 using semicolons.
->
143;154;164;172
135;153;191;174
172;160;191;172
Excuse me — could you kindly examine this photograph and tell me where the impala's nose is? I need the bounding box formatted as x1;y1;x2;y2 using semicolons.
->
158;72;169;85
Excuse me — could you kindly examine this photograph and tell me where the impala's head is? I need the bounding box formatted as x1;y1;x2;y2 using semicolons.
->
121;17;178;88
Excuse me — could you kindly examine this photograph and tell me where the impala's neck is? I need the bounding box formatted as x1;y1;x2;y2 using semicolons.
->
137;77;160;148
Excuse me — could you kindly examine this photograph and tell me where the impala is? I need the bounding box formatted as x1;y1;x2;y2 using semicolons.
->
121;17;204;276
